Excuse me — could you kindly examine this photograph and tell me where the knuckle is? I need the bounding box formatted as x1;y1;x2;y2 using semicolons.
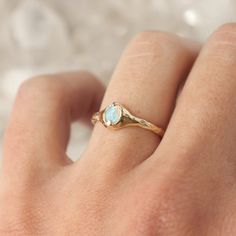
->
209;23;236;50
127;30;184;60
17;75;65;103
202;23;236;74
214;23;236;37
133;30;175;44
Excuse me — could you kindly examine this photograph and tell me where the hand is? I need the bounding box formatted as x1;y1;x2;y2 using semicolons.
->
1;23;236;236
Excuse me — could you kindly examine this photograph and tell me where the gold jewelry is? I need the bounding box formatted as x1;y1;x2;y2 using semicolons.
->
91;102;164;138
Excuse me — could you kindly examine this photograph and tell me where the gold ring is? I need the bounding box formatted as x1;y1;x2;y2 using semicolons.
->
91;102;165;138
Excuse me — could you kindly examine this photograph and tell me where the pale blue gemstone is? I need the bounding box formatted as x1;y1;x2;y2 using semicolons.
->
105;106;120;124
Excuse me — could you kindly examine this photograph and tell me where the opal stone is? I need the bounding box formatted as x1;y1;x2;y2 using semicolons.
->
104;105;121;125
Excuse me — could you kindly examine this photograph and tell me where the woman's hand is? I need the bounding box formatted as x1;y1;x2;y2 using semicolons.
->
1;23;236;236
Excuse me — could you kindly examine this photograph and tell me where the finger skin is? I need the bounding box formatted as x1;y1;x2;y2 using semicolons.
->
86;31;199;172
155;23;236;162
141;23;236;235
1;26;236;236
3;71;105;172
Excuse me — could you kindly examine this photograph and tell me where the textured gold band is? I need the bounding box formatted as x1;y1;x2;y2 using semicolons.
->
91;102;164;138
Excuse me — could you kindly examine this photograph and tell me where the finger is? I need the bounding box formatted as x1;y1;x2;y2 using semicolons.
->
152;23;236;169
3;71;105;170
86;31;199;171
141;25;236;233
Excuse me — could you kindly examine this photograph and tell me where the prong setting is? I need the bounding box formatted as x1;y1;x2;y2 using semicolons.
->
92;102;164;137
103;102;123;127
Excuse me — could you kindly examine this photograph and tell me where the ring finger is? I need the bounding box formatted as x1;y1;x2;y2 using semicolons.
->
85;31;199;171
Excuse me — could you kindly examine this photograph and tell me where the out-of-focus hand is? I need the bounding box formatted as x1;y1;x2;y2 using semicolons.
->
1;23;236;236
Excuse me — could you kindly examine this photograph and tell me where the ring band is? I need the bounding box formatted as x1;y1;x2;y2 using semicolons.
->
91;102;165;138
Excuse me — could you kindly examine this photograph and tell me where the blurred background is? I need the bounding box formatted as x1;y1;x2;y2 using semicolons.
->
0;0;236;162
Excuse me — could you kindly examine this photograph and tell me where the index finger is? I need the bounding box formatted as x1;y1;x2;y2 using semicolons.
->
3;71;105;171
